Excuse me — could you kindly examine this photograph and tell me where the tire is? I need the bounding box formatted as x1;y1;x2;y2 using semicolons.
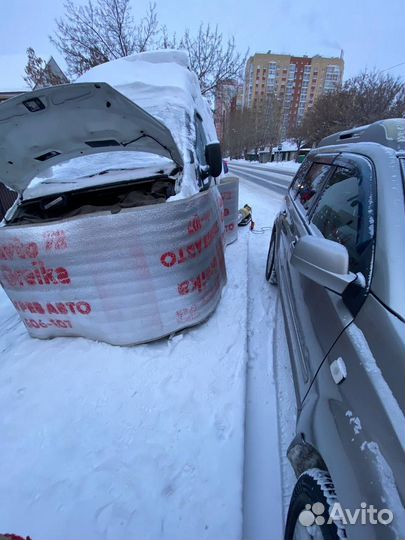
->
284;468;346;540
265;228;277;284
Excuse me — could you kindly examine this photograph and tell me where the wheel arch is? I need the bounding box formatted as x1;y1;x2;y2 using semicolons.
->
286;391;405;540
287;432;328;477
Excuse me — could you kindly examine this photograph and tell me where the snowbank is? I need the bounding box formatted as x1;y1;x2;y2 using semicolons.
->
230;159;300;174
262;160;300;173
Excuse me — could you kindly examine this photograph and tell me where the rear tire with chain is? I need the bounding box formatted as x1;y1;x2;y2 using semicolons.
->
284;468;346;540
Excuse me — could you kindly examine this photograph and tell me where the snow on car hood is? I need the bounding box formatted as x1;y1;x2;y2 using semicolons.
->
0;82;183;194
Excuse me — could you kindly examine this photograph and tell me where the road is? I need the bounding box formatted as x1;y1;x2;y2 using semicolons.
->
228;161;295;195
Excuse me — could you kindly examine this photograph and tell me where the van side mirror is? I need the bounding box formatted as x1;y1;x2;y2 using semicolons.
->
290;236;362;294
205;142;222;177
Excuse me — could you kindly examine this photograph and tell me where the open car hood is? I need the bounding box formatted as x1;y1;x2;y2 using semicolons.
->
0;82;184;193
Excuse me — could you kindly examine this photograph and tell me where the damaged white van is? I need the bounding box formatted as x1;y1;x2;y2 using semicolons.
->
0;50;230;346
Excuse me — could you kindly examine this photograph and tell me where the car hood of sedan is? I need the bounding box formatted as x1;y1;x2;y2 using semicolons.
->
0;82;184;194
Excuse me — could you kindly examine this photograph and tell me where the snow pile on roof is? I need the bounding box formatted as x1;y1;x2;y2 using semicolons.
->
77;50;217;196
0;54;31;92
259;142;298;154
279;140;298;152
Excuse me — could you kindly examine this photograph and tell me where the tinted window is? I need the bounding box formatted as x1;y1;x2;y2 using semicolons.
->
195;114;207;166
296;162;331;211
290;157;312;196
310;165;374;275
400;158;405;196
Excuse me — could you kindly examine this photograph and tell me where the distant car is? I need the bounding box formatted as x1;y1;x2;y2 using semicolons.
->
266;119;405;540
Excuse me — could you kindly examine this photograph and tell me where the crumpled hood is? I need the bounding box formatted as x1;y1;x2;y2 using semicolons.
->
0;82;183;193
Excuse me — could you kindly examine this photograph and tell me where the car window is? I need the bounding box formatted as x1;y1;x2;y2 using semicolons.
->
195;113;207;166
289;157;312;196
295;162;331;212
399;157;405;195
310;164;374;276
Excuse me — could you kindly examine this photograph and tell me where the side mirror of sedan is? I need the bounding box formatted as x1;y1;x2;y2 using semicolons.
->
290;236;364;294
205;142;222;178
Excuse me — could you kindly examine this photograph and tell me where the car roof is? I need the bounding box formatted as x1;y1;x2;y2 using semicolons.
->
318;118;405;153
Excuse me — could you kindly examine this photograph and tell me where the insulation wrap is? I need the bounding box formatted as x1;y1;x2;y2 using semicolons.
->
0;187;228;345
218;177;239;245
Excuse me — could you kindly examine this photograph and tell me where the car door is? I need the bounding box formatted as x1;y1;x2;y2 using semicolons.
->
278;156;335;403
278;153;376;405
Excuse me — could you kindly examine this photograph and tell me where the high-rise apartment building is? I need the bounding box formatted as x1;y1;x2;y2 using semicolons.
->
243;51;344;136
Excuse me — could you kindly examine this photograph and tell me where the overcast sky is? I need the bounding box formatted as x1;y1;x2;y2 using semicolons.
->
1;0;404;80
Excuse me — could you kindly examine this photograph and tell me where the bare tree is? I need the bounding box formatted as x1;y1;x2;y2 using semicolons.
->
223;107;254;158
50;0;159;77
252;92;283;153
179;24;248;96
222;93;282;159
287;121;307;158
24;47;69;89
50;1;247;99
298;70;405;145
159;25;178;50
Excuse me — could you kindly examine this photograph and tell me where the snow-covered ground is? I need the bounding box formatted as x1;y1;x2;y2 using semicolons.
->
230;159;300;174
0;178;296;539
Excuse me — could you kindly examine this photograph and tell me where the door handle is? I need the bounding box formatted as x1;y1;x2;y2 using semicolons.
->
330;357;347;384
